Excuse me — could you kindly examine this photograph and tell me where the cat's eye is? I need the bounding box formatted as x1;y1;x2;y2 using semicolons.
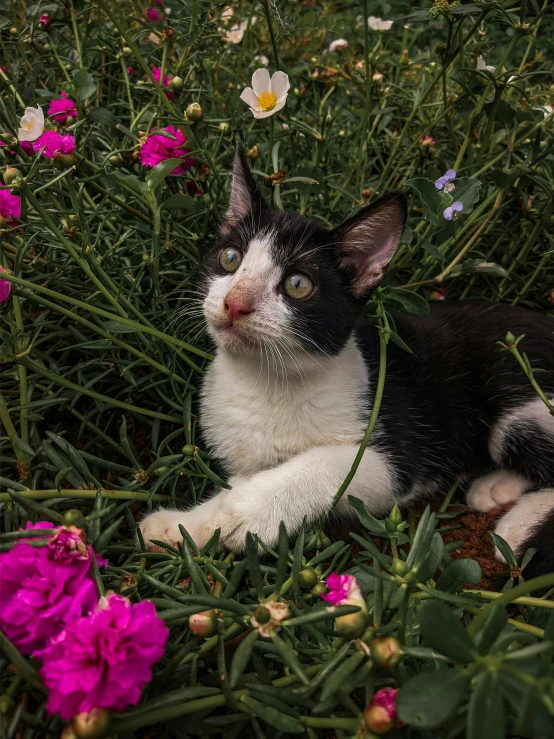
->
219;247;242;273
283;273;314;300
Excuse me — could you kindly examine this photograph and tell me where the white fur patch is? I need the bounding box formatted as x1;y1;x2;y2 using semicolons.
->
200;337;370;476
202;233;290;353
494;490;554;561
140;443;396;551
466;469;531;513
489;397;554;463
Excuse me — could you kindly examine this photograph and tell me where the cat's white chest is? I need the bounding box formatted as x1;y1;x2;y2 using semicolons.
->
200;338;369;476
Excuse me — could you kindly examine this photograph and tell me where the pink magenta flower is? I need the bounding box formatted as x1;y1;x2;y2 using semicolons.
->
140;125;192;175
32;131;75;159
127;66;135;76
0;190;21;227
363;688;404;734
420;135;436;146
0;265;12;303
321;572;359;605
47;92;78;125
39;14;50;30
0;521;100;654
37;594;169;720
146;6;163;21
151;67;174;99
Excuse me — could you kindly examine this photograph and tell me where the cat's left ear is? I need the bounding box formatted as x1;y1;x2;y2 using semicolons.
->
220;144;266;235
335;191;407;298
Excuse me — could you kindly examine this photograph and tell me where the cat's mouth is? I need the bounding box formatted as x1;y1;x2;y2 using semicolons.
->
210;319;262;351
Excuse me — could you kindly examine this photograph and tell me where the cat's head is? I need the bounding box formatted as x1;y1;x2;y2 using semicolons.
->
202;145;406;357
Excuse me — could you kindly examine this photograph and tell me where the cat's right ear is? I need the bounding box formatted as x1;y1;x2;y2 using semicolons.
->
220;144;266;235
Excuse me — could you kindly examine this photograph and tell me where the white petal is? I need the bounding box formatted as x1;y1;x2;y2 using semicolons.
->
35;105;44;129
251;68;271;95
240;87;261;111
476;56;486;70
269;71;289;99
18;128;33;141
252;97;287;119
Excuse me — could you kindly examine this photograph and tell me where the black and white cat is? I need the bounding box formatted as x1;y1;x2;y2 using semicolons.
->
141;147;554;577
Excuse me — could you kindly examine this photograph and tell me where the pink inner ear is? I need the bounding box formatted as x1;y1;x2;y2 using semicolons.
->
339;200;405;297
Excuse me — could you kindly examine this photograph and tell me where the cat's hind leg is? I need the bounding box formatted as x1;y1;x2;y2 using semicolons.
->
467;397;554;513
493;489;554;578
466;469;532;513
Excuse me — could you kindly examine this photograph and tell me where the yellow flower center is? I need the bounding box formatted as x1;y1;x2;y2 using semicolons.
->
24;121;33;132
257;91;277;111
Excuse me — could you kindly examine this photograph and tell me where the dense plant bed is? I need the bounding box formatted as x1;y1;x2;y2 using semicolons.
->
0;0;553;737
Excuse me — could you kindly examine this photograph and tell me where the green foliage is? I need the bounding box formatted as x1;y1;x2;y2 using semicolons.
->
1;0;553;736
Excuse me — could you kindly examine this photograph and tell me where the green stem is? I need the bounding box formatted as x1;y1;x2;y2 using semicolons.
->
0;489;173;503
261;0;279;69
331;307;388;509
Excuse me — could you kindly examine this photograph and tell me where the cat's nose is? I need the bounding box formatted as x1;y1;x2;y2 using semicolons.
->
224;299;253;325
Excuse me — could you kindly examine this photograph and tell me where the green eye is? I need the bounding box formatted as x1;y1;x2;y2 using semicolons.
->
283;273;314;300
219;247;242;273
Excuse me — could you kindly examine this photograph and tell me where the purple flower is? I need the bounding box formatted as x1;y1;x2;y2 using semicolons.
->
0;522;100;654
363;688;404;734
37;594;169;720
0;265;12;303
39;13;50;30
434;168;456;190
126;66;135;76
0;190;21;227
151;67;174;99
140;125;192;175
47;92;78;125
443;201;463;220
32;131;76;159
146;7;163;21
321;572;358;605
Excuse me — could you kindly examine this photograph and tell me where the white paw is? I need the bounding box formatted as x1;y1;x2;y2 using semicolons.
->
139;508;214;552
493;490;554;562
466;470;530;513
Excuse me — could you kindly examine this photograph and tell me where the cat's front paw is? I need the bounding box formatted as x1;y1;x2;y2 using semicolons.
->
139;508;214;552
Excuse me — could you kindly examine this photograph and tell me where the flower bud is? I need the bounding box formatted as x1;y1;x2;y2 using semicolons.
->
388;503;402;526
182;444;197;456
39;14;51;30
253;605;271;624
310;581;327;596
9;27;18;36
189;610;217;638
72;707;111;738
370;636;403;669
108;154;123;166
54;152;76;169
247;145;259;159
390;558;408;577
65;115;76;126
185;102;203;122
362;688;403;735
3;166;24;187
153;466;168;478
122;46;132;56
63;509;86;528
298;569;319;588
504;331;516;347
218;122;230;133
169;76;184;94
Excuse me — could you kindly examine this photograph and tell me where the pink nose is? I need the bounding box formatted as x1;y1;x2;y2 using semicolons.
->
224;299;253;325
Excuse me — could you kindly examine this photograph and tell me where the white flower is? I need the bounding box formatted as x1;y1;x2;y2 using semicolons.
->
368;16;393;31
477;56;496;73
254;54;269;66
328;38;348;52
240;68;289;119
221;6;234;22
221;19;251;44
18;105;44;142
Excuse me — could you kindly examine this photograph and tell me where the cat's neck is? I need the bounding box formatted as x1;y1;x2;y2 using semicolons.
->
212;335;364;390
